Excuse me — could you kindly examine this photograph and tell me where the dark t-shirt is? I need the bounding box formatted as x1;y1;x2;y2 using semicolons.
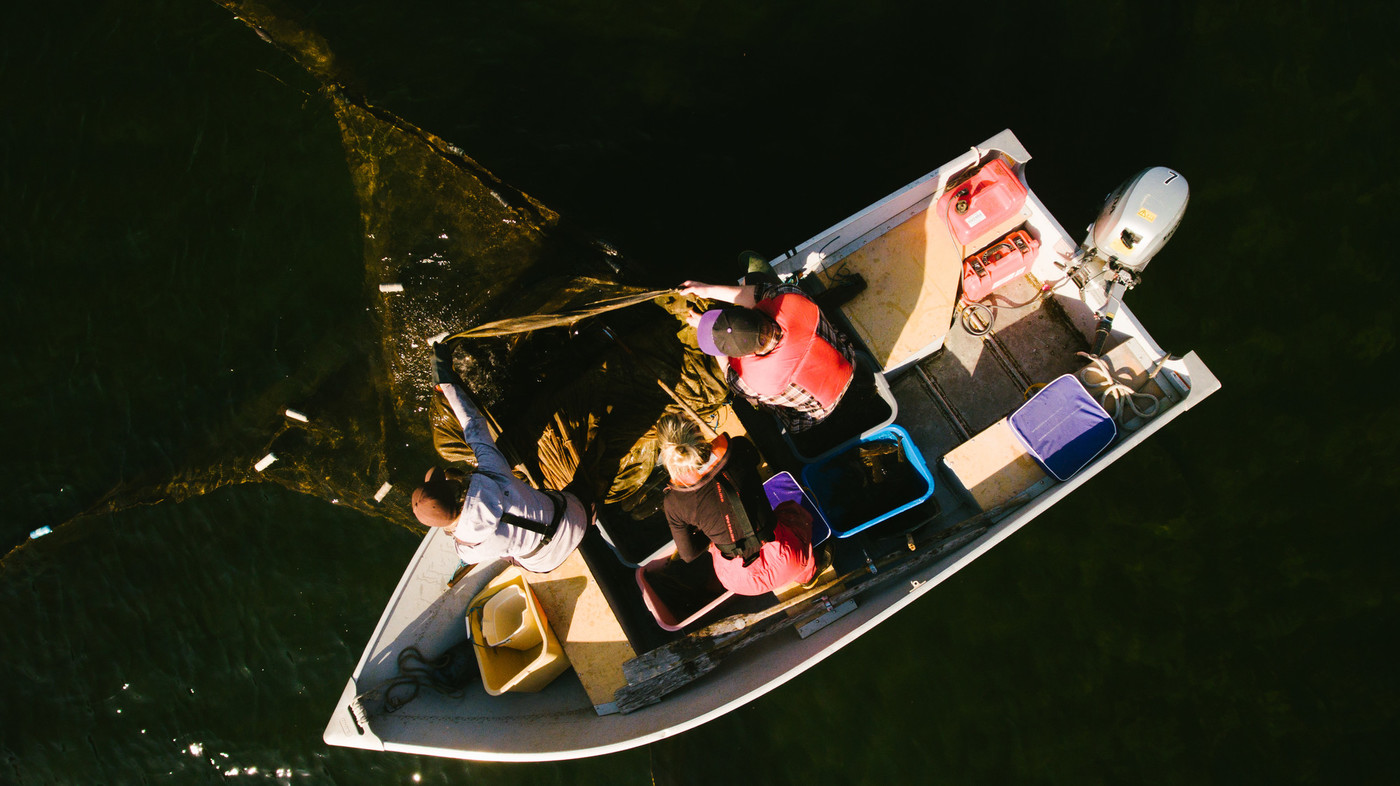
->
663;436;776;562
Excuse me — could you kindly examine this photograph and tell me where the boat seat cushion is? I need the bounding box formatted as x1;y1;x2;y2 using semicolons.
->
1009;375;1116;481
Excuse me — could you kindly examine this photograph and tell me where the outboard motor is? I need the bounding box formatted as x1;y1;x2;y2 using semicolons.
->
1077;167;1189;355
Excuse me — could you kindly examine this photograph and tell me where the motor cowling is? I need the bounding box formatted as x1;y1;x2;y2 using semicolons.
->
1081;167;1189;356
1085;166;1189;277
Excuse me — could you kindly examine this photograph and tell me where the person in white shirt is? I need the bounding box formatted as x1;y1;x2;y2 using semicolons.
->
411;343;590;573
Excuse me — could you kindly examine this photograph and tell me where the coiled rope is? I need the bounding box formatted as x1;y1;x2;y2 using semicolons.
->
347;642;477;732
1075;351;1163;429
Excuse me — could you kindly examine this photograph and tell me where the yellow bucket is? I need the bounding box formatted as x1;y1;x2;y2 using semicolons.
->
481;584;543;651
467;575;570;695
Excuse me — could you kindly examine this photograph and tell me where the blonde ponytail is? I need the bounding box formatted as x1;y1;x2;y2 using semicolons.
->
657;413;711;478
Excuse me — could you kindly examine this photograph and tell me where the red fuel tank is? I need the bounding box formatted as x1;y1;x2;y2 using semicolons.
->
960;228;1040;303
936;158;1029;246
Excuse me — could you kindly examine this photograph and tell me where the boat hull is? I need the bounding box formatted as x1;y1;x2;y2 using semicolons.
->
325;129;1221;761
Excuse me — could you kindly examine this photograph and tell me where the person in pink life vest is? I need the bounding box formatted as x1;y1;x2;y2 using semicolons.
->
656;413;821;595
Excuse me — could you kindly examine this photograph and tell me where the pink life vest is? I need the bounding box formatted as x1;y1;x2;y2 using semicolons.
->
731;293;853;411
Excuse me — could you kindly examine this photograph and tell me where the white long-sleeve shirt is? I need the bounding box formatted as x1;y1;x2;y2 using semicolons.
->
440;383;589;573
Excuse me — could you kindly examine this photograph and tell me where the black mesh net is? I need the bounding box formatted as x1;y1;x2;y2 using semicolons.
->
4;0;729;558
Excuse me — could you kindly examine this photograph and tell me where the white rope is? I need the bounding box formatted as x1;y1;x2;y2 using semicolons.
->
1076;351;1161;430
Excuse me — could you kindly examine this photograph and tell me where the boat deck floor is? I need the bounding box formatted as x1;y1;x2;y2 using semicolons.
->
890;276;1092;457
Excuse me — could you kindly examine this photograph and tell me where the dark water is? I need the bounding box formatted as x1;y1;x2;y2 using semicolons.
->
4;1;1397;783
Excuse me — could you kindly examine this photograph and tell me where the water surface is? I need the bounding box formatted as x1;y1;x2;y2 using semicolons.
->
3;1;1397;783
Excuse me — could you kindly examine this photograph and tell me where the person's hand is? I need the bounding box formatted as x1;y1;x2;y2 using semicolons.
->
431;340;458;387
684;306;705;328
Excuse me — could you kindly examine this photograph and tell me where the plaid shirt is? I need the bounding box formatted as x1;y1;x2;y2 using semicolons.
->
727;281;857;433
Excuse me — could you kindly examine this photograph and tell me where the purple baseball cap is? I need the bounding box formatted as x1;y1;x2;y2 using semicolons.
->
696;307;772;357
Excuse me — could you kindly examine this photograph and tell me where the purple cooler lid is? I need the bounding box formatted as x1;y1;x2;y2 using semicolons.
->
763;471;832;546
1008;375;1117;481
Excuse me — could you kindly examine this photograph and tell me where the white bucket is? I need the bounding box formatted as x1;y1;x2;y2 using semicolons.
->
481;585;543;651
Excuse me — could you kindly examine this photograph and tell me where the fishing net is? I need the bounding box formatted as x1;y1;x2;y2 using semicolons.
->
4;0;730;559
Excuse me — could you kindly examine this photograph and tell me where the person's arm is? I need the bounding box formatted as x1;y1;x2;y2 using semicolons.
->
429;341;512;478
438;382;513;480
680;280;759;310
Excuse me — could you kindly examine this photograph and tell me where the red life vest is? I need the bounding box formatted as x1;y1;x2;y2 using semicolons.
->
731;293;853;411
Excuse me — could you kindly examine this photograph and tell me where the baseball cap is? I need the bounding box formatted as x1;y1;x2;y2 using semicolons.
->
696;306;773;357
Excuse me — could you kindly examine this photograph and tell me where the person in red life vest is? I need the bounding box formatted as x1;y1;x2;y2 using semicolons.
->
657;413;824;595
681;271;858;434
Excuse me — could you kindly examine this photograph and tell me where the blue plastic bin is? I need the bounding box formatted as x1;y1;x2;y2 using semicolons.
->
800;425;935;538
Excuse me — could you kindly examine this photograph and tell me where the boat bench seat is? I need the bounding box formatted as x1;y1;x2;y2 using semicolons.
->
942;369;1126;509
940;416;1053;512
819;199;1030;372
524;550;638;713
